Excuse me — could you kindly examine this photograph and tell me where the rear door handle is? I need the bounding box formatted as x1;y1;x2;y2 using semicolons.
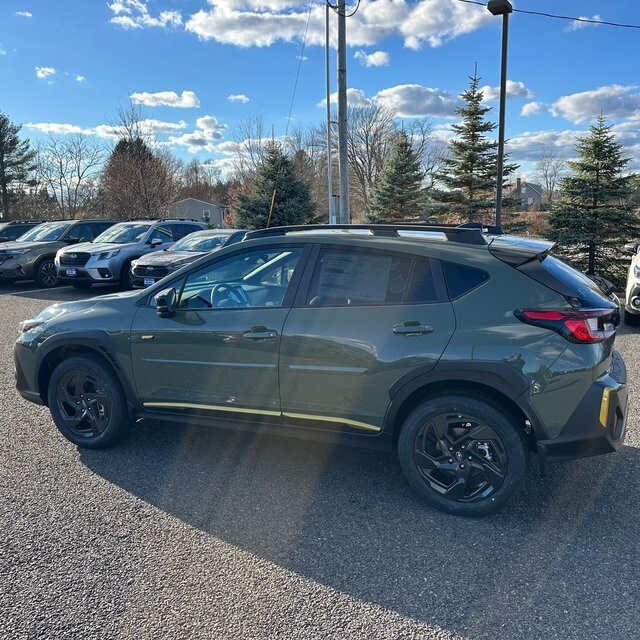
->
393;321;434;336
243;326;279;340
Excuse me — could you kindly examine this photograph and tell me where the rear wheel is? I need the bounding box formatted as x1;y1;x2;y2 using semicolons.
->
47;355;132;448
119;259;135;290
35;258;58;288
398;395;529;517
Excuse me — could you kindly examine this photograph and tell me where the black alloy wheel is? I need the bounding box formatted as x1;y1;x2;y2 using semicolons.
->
119;259;135;290
47;355;132;448
35;258;58;288
398;395;529;516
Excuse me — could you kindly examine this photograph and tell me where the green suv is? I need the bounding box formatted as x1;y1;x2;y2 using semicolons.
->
14;224;628;516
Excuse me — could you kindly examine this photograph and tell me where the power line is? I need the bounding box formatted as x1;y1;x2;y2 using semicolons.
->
327;0;362;19
457;0;640;29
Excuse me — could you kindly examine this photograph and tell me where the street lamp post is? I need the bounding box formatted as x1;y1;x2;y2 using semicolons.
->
487;0;513;228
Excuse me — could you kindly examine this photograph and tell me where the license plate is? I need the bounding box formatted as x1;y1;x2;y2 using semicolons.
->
144;277;155;286
66;268;77;276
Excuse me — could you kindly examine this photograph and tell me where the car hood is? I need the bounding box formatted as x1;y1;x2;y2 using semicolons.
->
135;250;206;269
60;241;131;255
0;240;60;252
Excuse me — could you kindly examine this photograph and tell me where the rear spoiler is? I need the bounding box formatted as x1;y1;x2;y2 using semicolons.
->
488;235;555;267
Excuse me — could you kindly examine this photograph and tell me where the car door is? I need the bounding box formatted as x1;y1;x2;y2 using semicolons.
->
130;243;309;419
279;245;456;434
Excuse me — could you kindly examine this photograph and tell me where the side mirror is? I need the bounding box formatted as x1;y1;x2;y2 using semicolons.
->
154;287;177;318
149;237;164;247
624;242;639;255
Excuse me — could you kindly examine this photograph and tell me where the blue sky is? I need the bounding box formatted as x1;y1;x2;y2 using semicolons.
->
2;0;640;177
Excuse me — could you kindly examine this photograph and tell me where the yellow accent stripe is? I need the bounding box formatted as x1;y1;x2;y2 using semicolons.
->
599;387;612;428
143;402;381;432
282;411;381;432
144;402;281;417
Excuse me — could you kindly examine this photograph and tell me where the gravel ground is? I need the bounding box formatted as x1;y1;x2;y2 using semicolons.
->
1;282;638;640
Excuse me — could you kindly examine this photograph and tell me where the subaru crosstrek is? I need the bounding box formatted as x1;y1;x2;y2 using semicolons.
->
55;218;208;290
15;224;628;516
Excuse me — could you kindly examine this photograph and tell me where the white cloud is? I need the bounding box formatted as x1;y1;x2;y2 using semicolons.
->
196;115;227;135
228;94;250;103
354;50;390;67
35;66;56;79
505;129;586;161
130;90;200;108
16;11;32;18
76;75;86;83
0;44;6;56
185;0;493;49
108;0;182;29
375;84;461;117
567;15;602;31
319;88;373;109
26;123;92;135
521;101;546;117
480;81;534;102
168;116;228;153
551;85;640;123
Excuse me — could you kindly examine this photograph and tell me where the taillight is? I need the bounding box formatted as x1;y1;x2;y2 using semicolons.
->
514;308;617;343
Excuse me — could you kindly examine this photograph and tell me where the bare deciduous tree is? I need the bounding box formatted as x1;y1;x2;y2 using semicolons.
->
535;150;566;206
37;134;105;219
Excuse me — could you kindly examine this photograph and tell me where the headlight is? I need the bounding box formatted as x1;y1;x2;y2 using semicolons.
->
98;249;120;260
634;264;640;278
18;305;68;334
130;260;138;269
8;249;29;258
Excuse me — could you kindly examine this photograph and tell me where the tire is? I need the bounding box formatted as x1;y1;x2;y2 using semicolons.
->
398;394;529;517
35;258;58;288
47;355;132;448
624;309;640;326
119;259;135;290
71;281;92;290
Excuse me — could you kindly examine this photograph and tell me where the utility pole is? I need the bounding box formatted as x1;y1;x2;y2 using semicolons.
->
325;3;335;224
337;0;350;224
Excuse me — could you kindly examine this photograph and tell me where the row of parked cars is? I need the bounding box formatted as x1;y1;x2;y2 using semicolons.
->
0;217;244;290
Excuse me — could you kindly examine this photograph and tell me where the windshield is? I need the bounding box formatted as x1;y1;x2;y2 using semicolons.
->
16;222;70;242
94;223;151;244
170;233;230;253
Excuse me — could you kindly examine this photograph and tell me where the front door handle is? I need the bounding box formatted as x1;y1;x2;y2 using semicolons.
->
243;326;279;340
393;321;434;336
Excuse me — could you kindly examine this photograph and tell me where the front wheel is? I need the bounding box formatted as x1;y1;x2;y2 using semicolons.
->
398;395;529;517
35;258;58;288
47;355;132;448
119;259;135;290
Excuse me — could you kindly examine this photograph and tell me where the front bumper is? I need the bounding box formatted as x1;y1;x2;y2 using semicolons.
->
56;264;118;284
537;350;627;464
0;258;31;281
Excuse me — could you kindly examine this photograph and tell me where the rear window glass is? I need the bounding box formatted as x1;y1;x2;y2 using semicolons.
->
442;262;489;299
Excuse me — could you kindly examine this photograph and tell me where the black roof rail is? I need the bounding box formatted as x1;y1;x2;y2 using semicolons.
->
243;224;490;245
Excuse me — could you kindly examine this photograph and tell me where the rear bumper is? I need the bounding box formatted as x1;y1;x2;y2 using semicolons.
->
537;350;627;464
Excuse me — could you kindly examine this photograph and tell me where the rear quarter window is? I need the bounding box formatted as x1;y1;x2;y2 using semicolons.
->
442;262;490;299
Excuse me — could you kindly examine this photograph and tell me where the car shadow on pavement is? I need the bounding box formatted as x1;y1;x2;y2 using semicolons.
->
80;419;640;640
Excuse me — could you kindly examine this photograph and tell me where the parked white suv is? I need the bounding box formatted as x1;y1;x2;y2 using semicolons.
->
55;219;208;289
623;242;640;324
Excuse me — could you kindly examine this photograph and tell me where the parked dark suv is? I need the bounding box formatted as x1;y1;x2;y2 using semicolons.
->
0;219;116;287
0;220;44;242
14;224;628;516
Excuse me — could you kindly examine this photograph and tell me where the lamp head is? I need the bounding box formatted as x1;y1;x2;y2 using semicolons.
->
487;0;513;16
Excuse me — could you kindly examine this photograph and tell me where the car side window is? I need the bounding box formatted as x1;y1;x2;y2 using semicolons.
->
66;223;94;242
178;246;304;309
151;226;173;243
174;224;200;240
306;249;441;306
93;222;114;236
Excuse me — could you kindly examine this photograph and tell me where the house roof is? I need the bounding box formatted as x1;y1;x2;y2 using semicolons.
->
168;197;225;208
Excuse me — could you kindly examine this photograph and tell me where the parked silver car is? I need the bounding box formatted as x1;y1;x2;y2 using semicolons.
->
55;219;208;289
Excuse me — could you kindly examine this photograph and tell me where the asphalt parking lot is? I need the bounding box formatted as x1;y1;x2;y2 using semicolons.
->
1;281;638;640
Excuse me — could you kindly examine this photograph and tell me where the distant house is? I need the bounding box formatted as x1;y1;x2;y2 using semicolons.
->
164;198;228;227
508;178;544;211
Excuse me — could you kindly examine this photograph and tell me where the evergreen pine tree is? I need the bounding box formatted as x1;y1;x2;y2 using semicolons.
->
546;114;640;285
0;112;37;220
235;142;315;229
367;130;425;222
431;73;518;224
